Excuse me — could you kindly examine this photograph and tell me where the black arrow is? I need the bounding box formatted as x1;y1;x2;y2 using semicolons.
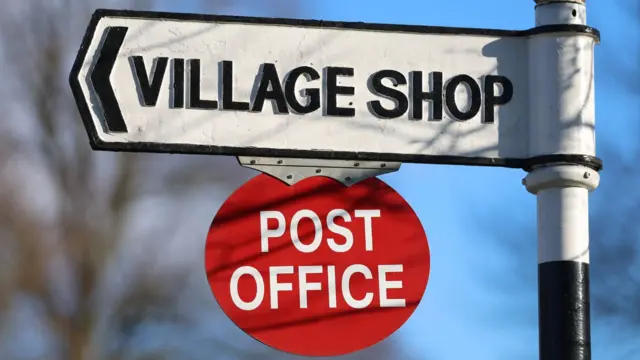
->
91;26;129;133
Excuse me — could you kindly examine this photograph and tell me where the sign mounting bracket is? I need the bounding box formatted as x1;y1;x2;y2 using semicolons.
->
237;157;401;186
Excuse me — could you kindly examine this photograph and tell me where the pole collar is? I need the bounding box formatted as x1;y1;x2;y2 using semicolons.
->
523;164;600;194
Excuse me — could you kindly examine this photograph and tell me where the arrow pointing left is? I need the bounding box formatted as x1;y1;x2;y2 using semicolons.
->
90;26;129;133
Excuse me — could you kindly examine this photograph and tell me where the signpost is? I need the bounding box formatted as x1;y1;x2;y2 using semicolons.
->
70;1;601;359
205;174;430;356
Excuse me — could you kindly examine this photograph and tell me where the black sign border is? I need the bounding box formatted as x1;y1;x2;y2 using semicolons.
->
69;8;603;171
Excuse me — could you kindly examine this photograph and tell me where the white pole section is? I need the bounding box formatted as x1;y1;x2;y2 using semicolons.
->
525;1;601;359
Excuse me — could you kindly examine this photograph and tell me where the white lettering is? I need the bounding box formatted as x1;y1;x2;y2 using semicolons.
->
260;211;285;252
326;209;354;252
354;209;381;251
229;264;406;311
299;265;323;308
290;209;323;253
230;266;264;311
378;264;406;307
269;266;294;309
327;265;337;308
342;264;373;309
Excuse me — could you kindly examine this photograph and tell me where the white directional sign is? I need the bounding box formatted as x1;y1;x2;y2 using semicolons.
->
70;9;599;168
68;3;603;358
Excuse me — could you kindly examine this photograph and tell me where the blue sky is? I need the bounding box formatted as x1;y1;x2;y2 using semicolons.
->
155;1;635;359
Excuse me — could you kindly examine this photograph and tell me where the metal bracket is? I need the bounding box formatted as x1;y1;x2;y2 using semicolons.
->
237;157;401;186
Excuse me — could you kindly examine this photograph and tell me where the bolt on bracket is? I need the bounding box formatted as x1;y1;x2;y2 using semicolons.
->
237;156;401;186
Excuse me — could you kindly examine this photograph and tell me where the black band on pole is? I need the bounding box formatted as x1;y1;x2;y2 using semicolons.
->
523;155;603;172
538;261;591;360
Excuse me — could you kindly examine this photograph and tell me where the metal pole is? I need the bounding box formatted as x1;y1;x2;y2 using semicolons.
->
524;1;600;359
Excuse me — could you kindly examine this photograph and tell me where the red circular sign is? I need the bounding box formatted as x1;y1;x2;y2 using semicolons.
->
205;174;430;356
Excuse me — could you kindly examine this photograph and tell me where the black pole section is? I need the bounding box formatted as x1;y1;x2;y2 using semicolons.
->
538;261;590;360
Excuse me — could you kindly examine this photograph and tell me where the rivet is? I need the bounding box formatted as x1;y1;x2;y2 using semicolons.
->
583;172;590;179
354;162;360;167
316;169;322;174
249;160;256;165
381;163;387;168
287;175;293;179
277;160;283;164
345;176;352;181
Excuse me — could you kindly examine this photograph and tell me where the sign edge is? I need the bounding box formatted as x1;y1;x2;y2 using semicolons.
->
69;9;106;151
91;8;600;40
